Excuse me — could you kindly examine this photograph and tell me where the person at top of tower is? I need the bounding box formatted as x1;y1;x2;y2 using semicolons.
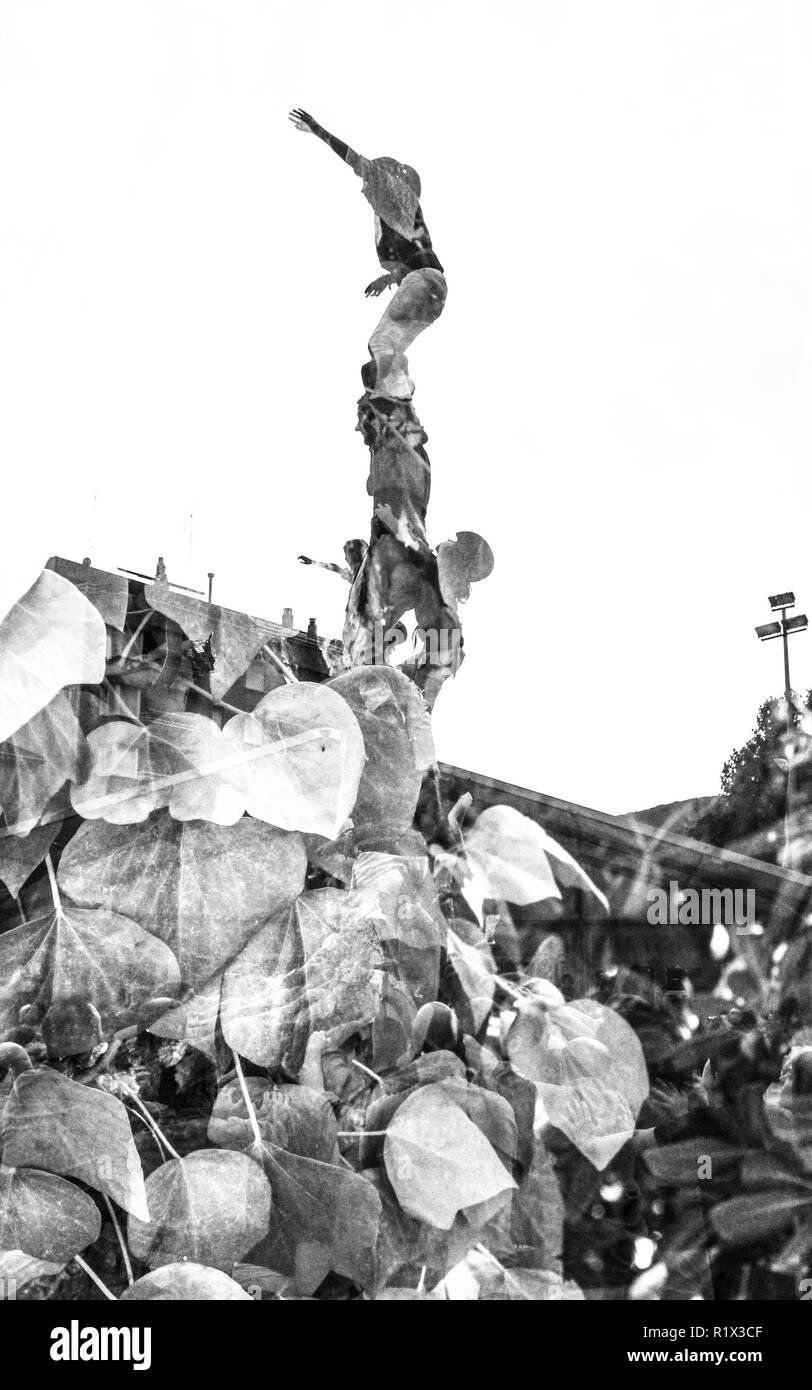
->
289;108;447;400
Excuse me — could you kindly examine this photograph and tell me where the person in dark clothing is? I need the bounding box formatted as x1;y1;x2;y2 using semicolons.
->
288;108;447;400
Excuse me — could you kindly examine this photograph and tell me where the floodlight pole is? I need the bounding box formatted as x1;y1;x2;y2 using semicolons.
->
780;608;792;703
755;594;808;868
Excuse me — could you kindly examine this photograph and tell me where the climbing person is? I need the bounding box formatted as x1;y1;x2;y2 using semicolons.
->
288;108;447;401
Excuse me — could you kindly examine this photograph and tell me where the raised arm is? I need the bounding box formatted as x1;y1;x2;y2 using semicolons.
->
288;109;366;177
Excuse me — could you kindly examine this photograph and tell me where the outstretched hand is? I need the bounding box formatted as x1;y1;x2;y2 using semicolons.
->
365;274;395;298
288;109;318;133
298;555;313;564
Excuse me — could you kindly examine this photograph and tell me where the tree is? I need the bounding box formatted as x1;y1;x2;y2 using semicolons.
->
689;692;812;866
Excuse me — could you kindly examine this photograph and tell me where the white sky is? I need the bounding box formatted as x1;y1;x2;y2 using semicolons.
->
2;0;812;814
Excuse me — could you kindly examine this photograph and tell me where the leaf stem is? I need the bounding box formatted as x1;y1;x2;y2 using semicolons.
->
44;853;62;917
232;1051;264;1155
350;1058;383;1086
118;609;154;663
261;643;298;685
336;1130;387;1138
126;1092;181;1161
73;1254;117;1301
103;1195;134;1285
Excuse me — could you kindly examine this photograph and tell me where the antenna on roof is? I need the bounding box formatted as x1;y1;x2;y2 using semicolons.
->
118;557;204;595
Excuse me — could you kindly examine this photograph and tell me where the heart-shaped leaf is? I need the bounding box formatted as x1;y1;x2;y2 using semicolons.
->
0;1166;101;1261
144;583;272;700
445;922;496;1034
57;812;307;988
119;1262;253;1300
127;1150;271;1270
0;693;88;835
46;557;130;631
0;903;181;1054
71;715;246;826
220;887;383;1070
0;568;106;744
253;1146;381;1294
222;683;365;839
384;1083;516;1230
208;1078;380;1293
461;805;609;919
0;820;61;897
328;667;434;839
711;1190;812;1245
0;1069;148;1219
208;1079;338;1161
350;853;446;1008
507;997;648;1170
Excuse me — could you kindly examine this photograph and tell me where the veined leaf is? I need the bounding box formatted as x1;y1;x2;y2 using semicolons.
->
57;812;307;988
0;1166;101;1262
208;1078;380;1294
144;582;272;701
120;1262;253;1300
384;1083;516;1230
0;692;88;835
0;820;61;897
222;683;365;839
0;568;106;744
220;887;383;1070
71;715;246;826
0;1070;148;1220
508;997;648;1170
328;667;434;839
461;805;609;920
0;903;180;1054
127;1150;272;1271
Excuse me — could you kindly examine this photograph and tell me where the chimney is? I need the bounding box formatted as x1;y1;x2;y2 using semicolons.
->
282;607;294;629
307;617;318;640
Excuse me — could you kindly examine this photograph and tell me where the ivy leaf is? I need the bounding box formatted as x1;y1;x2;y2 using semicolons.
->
127;1150;272;1271
148;979;222;1062
208;1079;380;1294
711;1190;812;1245
0;1069;148;1219
220;887;383;1071
508;1139;565;1273
0;903;180;1054
328;667;435;840
508;997;648;1170
254;1146;381;1294
222;684;365;839
643;1140;749;1186
119;1262;253;1300
0;821;61;897
70;721;159;825
361;1068;513;1170
208;1079;338;1161
445;922;496;1034
0;568;107;744
0;693;88;835
0;1247;66;1291
71;715;246;826
0;1166;101;1262
57;812;307;988
436;1077;517;1171
144;582;275;700
46;557;130;631
350;853;446;1009
384;1083;516;1230
461;805;609;919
